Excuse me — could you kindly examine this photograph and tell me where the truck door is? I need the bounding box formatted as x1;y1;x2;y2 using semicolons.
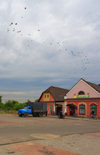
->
28;107;32;114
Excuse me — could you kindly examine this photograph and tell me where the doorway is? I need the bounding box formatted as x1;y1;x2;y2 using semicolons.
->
68;104;76;116
56;105;62;115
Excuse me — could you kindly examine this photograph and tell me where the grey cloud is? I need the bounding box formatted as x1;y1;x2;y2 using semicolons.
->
0;0;99;101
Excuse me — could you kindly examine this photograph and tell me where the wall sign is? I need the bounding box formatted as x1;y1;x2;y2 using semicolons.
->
74;95;90;98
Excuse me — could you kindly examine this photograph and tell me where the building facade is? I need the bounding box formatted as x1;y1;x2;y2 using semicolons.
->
64;79;100;118
39;86;69;115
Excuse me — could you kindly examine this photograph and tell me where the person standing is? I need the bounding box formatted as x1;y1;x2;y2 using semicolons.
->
91;110;95;119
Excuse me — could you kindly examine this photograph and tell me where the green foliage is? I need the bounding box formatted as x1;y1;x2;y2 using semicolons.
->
0;96;2;103
13;102;26;110
0;100;26;111
0;102;4;110
34;98;39;102
27;99;32;103
4;100;16;110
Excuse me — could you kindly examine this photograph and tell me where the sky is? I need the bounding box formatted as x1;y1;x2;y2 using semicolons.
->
0;0;100;102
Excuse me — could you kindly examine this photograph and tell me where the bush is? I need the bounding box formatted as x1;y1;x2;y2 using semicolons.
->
0;102;4;110
13;102;26;110
0;100;26;111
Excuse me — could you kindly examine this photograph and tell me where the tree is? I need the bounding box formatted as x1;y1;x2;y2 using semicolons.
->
34;99;39;102
4;100;15;110
0;102;4;110
4;100;25;111
13;102;26;110
0;96;2;103
27;99;32;103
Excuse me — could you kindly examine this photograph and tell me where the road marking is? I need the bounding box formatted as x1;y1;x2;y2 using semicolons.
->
31;133;60;139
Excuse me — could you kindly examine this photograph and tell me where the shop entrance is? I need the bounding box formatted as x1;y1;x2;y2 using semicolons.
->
56;105;62;115
68;104;76;116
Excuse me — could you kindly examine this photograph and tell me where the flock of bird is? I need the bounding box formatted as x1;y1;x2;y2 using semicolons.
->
6;3;90;75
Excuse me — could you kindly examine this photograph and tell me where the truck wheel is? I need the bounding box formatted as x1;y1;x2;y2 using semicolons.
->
45;112;48;116
40;113;43;117
32;114;34;117
38;113;40;117
24;113;28;117
19;114;22;117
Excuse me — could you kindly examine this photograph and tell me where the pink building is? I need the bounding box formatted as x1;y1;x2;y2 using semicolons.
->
64;78;100;118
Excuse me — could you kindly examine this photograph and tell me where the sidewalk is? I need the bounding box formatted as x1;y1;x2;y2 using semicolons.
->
48;115;100;121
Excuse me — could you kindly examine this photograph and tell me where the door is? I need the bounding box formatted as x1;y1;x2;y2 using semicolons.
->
56;105;62;115
69;104;76;116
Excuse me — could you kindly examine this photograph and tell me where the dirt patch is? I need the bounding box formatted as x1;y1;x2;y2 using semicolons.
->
85;133;100;138
8;142;80;155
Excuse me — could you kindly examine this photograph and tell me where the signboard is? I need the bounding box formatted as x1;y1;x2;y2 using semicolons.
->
74;95;90;98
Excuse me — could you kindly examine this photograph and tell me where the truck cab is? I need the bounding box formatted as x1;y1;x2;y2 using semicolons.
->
18;106;32;117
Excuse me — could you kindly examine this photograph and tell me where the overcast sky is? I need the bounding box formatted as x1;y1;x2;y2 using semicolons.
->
0;0;100;102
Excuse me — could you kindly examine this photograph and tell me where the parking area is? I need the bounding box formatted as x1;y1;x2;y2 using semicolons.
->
0;114;100;155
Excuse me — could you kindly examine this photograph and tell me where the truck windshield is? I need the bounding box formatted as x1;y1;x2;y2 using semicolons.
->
24;107;28;109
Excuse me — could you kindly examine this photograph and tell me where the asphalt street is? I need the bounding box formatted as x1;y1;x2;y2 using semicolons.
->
0;114;100;155
0;114;100;144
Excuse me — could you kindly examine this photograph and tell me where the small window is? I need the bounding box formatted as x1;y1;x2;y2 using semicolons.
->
79;104;85;115
78;91;85;95
50;106;53;113
44;95;46;98
47;95;49;98
91;104;97;115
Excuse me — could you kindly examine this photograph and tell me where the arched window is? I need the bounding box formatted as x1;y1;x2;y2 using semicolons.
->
78;91;85;95
79;104;85;115
91;104;97;115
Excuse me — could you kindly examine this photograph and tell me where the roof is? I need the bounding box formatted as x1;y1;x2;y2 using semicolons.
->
82;79;100;93
39;86;69;102
66;78;100;97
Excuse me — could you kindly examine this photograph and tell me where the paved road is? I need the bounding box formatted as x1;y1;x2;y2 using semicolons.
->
0;114;100;155
0;114;100;144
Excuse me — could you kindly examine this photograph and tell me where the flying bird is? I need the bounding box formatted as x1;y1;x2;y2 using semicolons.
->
9;22;13;26
70;50;76;56
13;28;15;31
17;31;21;33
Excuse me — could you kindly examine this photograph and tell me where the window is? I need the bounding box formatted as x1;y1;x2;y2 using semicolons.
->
44;93;50;98
79;104;85;115
50;106;53;114
78;91;85;95
44;94;47;98
43;93;50;101
47;95;49;98
91;104;97;115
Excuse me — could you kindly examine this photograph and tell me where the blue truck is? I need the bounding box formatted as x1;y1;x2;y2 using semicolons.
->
18;102;47;117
